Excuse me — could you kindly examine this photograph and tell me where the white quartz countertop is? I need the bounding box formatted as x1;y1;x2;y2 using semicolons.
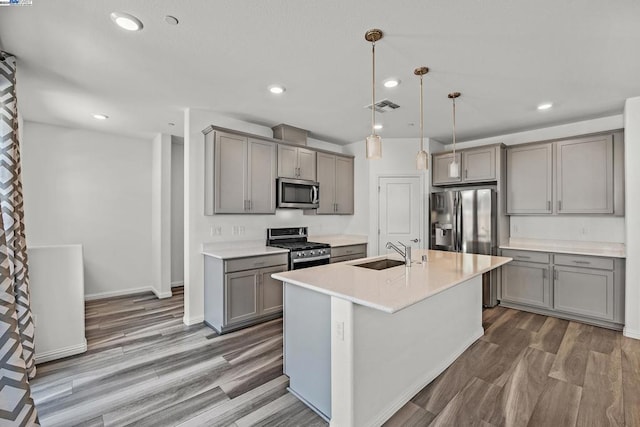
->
308;234;368;247
272;249;511;314
201;240;288;259
500;238;626;258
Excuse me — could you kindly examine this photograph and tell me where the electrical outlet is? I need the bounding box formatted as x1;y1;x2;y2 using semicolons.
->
213;225;222;236
239;226;245;235
232;226;238;235
336;321;344;341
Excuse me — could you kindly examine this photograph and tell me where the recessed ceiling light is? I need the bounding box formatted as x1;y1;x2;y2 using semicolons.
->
374;124;383;130
269;85;286;94
164;15;179;25
93;114;109;120
537;102;553;111
383;79;400;88
110;12;143;31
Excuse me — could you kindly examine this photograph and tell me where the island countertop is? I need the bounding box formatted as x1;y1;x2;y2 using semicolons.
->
272;249;511;314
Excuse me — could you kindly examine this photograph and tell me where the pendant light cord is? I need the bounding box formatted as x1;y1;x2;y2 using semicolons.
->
371;41;376;135
452;96;456;155
419;74;424;151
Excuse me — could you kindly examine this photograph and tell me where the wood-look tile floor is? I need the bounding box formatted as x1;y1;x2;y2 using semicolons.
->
31;288;640;426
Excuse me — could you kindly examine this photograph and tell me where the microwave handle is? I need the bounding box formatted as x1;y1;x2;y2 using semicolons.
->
311;186;319;204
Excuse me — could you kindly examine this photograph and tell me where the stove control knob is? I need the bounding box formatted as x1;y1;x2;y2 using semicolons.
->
299;253;305;257
310;251;315;256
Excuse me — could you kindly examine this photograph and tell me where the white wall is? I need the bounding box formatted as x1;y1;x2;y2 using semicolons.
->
365;138;430;256
151;133;172;298
171;137;184;286
624;97;640;339
183;109;359;324
21;121;154;298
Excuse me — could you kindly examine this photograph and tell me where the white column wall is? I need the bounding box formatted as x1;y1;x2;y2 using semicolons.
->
624;97;640;339
151;133;172;298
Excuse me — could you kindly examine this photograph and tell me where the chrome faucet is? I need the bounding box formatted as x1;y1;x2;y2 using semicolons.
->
386;241;412;267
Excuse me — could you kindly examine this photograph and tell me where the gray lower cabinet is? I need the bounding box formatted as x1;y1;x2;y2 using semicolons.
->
501;261;551;309
330;244;367;263
499;249;624;329
205;253;288;333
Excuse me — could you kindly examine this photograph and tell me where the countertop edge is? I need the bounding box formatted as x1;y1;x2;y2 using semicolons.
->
499;244;626;258
272;256;512;313
201;247;289;259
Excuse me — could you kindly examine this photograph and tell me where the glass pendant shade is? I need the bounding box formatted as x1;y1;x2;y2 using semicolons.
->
416;150;428;170
449;160;460;178
366;134;382;159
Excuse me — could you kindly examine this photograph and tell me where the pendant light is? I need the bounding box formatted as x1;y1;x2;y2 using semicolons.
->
414;67;429;170
364;29;383;159
448;92;461;178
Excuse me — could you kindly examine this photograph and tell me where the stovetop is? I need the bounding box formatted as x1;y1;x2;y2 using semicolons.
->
268;241;330;252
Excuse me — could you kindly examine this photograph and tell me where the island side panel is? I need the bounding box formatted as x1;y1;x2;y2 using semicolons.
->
203;256;224;330
355;276;483;427
283;283;332;419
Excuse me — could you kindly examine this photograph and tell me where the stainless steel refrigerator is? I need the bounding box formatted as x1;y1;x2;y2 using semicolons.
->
430;188;498;306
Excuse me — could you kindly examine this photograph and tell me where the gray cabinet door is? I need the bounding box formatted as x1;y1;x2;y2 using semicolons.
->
260;265;287;315
224;270;259;325
463;147;496;182
277;144;298;178
247;139;277;213
506;143;553;214
553;266;614;320
297;148;317;181
335;156;354;214
501;261;552;308
432;153;463;185
556;135;614;214
316;152;336;214
214;132;247;213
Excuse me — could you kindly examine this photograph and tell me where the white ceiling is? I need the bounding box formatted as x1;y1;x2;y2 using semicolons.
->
1;0;639;144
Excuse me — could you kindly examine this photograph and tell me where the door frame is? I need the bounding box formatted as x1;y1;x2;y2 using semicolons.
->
375;174;426;256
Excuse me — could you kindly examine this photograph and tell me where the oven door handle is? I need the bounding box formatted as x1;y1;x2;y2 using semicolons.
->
292;255;331;264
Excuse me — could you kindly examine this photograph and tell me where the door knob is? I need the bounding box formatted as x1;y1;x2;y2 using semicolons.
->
411;238;420;243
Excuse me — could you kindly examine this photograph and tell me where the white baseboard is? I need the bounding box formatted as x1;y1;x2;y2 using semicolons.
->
152;288;173;299
85;286;155;301
36;339;87;364
623;327;640;340
183;314;204;326
171;281;184;287
368;327;484;427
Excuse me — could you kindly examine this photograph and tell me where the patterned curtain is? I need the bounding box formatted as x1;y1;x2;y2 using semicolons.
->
0;54;39;425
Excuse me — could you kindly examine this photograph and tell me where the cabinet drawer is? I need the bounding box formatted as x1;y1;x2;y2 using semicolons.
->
331;244;367;258
553;254;614;270
225;253;288;273
501;249;550;264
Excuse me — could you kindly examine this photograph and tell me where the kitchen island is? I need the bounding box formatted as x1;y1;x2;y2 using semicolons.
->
272;249;511;427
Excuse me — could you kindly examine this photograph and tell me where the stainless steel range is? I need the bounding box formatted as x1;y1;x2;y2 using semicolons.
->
267;227;331;270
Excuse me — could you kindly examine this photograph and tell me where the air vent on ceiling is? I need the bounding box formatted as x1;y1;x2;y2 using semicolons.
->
365;99;400;113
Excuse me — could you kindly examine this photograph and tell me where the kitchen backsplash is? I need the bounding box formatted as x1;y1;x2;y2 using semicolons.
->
510;216;625;243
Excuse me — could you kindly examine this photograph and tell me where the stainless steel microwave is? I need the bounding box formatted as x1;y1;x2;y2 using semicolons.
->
277;178;319;209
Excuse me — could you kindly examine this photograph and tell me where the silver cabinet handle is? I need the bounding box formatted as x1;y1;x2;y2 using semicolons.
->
558;200;562;211
574;260;590;265
249;200;252;210
554;269;558;280
547;201;551;211
465;169;468;179
516;255;531;259
543;269;547;279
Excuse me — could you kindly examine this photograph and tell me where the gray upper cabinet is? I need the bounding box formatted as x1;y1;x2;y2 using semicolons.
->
207;131;276;214
213;131;247;213
432;153;462;185
463;146;496;182
278;145;317;181
556;135;614;214
316;153;353;215
506;133;618;215
506;143;553;214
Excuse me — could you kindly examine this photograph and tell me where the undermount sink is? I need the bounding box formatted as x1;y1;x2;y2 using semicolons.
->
353;259;405;270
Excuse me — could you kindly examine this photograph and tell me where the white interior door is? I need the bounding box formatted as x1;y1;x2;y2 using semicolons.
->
378;176;422;255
